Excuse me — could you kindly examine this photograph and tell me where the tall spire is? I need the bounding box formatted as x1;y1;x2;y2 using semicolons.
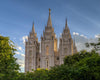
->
63;18;70;34
32;22;35;33
47;8;52;27
65;18;68;29
73;35;77;53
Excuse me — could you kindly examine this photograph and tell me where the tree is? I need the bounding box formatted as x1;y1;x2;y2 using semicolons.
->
72;52;100;80
0;36;20;80
85;38;100;51
48;51;100;80
48;65;72;80
64;50;97;66
26;69;49;80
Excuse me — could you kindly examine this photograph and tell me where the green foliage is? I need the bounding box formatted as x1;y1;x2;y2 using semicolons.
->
17;69;49;80
64;50;98;66
72;53;100;80
1;36;100;80
48;51;100;80
20;51;99;80
48;65;72;80
0;36;20;80
85;38;100;51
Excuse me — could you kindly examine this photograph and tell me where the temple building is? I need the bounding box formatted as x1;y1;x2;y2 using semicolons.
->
25;9;77;72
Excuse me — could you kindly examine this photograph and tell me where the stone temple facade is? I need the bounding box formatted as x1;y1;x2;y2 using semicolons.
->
25;9;77;72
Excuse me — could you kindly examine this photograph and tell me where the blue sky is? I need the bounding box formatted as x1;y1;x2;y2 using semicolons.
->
0;0;100;72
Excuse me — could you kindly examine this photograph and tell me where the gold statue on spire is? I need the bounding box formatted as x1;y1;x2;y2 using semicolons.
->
49;8;51;14
47;8;52;27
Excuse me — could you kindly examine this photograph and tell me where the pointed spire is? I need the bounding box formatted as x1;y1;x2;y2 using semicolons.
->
47;8;52;27
32;22;35;33
65;18;70;33
65;18;68;29
73;35;77;53
63;18;70;34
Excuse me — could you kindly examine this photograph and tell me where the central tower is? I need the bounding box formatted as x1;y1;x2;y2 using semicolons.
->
40;9;58;69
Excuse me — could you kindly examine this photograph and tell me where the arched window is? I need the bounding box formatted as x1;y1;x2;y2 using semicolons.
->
39;58;40;61
57;57;59;60
46;45;49;55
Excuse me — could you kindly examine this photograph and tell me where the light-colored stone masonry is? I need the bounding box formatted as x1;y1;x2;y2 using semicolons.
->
25;9;77;72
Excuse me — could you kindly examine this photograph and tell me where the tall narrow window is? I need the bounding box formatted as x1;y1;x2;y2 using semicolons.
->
46;59;49;69
46;46;49;55
52;36;53;40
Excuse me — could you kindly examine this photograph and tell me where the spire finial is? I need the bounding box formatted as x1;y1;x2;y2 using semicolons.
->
66;18;67;26
66;18;67;21
65;18;68;30
33;21;34;25
47;8;52;27
49;8;51;15
32;22;35;33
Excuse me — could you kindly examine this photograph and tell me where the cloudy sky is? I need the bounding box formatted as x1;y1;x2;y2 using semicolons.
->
0;0;100;72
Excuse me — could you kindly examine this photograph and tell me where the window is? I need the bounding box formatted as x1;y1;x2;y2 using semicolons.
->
46;59;49;68
34;41;35;44
52;36;53;40
47;60;48;67
39;58;40;61
57;57;59;60
46;45;49;55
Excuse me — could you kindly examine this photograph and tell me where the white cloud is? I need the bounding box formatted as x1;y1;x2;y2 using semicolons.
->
20;64;25;67
15;52;20;54
73;32;79;35
75;32;79;35
95;34;100;38
80;34;87;38
17;46;22;51
15;50;25;72
80;34;84;37
73;32;87;39
73;32;76;35
22;36;28;44
21;54;25;57
15;51;25;57
17;59;25;68
74;33;100;52
60;33;62;36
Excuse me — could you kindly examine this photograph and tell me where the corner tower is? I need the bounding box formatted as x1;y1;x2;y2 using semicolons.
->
59;19;77;65
25;23;40;72
40;9;59;69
